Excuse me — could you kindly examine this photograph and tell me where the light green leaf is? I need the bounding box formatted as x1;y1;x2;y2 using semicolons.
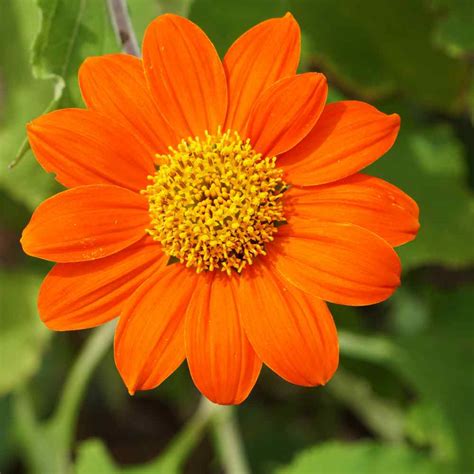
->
0;270;49;395
1;0;120;208
340;287;474;472
32;0;119;109
406;402;456;463
74;438;183;474
75;439;119;474
0;0;60;209
276;441;445;474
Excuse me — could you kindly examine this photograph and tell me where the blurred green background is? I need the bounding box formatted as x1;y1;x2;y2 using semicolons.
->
0;0;473;473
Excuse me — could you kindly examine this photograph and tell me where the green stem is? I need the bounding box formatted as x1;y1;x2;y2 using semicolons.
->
13;323;115;474
338;330;399;365
211;404;250;474
51;321;116;448
13;386;52;474
328;368;405;442
136;396;219;473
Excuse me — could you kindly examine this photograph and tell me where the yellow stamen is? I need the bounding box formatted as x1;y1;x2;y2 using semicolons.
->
143;129;287;275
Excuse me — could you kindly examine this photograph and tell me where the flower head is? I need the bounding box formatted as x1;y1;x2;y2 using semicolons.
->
21;13;419;404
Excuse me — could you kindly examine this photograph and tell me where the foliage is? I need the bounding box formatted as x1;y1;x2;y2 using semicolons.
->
0;270;49;395
276;441;445;474
0;0;472;473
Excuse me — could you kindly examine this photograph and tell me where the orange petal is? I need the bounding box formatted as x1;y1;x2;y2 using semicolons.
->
223;14;301;133
246;73;327;157
39;237;165;331
21;185;149;263
142;14;227;138
270;219;401;306
185;272;261;405
236;262;338;386
27;109;155;191
79;54;179;154
280;101;400;185
285;174;420;247
115;264;198;394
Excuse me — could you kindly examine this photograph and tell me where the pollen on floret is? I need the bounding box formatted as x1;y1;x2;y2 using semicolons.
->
142;129;287;275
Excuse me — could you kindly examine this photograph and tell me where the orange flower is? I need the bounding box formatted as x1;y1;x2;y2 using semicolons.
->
21;14;419;404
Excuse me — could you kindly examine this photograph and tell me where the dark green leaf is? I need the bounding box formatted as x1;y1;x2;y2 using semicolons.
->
432;0;474;57
289;0;469;113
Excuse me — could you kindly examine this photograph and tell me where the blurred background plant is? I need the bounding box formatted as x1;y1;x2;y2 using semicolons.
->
0;0;473;473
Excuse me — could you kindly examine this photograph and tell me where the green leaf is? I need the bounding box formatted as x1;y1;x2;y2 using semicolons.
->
0;270;50;395
1;0;120;209
129;0;194;44
340;287;474;471
432;0;474;57
32;0;119;109
394;286;474;472
74;438;183;474
0;0;60;209
276;441;444;474
368;123;474;269
75;439;119;474
406;402;456;463
288;0;469;113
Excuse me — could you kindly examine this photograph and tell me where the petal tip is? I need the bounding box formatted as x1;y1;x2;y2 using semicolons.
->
389;112;401;129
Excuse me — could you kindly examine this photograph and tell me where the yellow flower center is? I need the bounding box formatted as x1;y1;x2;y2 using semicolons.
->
143;129;287;274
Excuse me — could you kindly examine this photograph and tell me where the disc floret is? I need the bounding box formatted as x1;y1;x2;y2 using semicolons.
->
143;129;287;274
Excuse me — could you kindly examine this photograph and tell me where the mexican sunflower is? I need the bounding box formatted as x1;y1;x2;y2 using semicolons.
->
21;13;419;405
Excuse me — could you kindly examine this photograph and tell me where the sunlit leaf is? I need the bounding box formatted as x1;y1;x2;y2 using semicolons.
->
75;439;118;474
0;0;59;209
32;0;119;108
276;441;445;474
406;402;456;463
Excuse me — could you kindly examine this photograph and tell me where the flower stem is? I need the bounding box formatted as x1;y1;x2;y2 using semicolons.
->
48;321;116;473
51;321;116;445
13;322;116;474
211;404;251;474
107;0;140;56
144;396;219;472
13;386;52;474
